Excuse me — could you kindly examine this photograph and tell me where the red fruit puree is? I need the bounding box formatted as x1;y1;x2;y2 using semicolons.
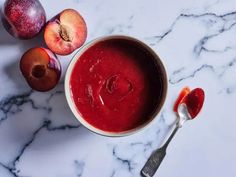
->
183;88;205;119
70;39;164;132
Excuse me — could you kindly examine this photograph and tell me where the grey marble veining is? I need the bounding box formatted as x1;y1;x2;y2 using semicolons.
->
0;0;236;177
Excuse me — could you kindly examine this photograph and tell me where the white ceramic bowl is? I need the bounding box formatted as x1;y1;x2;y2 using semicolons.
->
65;35;168;137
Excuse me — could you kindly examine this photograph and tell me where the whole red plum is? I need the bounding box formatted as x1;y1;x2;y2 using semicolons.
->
1;0;46;39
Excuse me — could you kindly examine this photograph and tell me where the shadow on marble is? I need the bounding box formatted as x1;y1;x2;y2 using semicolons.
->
0;10;17;46
17;30;46;52
1;84;92;152
3;59;28;90
1;27;46;90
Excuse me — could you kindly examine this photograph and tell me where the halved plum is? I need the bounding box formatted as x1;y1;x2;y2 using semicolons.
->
44;9;87;55
20;47;61;92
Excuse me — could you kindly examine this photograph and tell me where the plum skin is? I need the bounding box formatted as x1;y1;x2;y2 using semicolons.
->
2;0;46;39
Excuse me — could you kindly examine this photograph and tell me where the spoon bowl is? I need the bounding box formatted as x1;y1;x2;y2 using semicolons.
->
177;103;191;127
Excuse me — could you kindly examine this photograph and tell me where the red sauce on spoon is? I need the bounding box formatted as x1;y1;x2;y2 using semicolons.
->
174;87;205;119
183;88;205;119
173;87;190;112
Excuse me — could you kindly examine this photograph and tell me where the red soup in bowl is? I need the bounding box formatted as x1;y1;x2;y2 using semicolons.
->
65;36;167;136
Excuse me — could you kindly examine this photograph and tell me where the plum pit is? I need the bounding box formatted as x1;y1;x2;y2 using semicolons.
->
32;65;46;78
60;25;72;42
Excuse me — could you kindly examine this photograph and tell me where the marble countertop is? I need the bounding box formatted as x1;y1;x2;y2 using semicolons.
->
0;0;236;177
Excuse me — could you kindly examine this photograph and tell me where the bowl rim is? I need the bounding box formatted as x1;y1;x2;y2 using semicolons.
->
64;35;168;137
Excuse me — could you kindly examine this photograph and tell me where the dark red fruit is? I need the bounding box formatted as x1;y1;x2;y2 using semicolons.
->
2;0;46;39
20;47;61;92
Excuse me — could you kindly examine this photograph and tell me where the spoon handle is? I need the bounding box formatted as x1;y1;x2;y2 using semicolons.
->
141;147;166;177
141;125;179;177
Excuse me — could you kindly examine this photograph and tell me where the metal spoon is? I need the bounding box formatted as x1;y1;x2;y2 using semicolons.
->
140;104;189;177
141;88;205;177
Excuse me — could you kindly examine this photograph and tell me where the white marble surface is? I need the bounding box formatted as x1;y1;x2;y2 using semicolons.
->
0;0;236;176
